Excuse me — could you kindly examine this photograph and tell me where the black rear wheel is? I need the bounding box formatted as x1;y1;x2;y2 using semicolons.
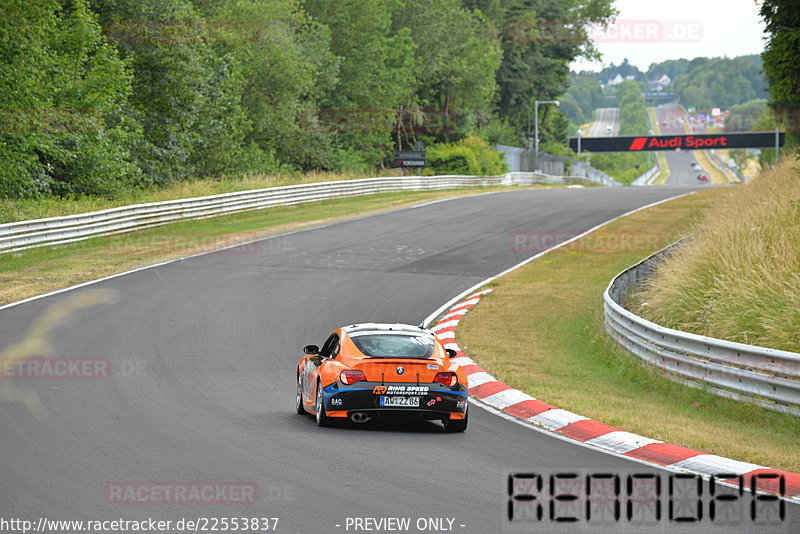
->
295;373;305;415
315;381;329;427
443;407;468;433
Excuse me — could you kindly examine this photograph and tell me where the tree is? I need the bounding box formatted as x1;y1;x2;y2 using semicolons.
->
760;0;800;144
672;57;767;111
393;0;502;147
303;0;415;168
0;0;139;198
93;0;249;183
492;0;616;136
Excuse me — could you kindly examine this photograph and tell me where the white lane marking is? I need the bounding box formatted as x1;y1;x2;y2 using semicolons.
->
527;409;587;431
481;389;535;409
670;455;764;476
466;372;496;389
435;331;455;340
585;431;663;455
443;342;461;351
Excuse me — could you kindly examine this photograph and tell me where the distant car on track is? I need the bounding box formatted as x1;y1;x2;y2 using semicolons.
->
296;323;469;431
691;162;702;171
697;174;709;182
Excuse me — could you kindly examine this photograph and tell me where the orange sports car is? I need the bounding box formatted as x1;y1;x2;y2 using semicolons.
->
295;323;469;432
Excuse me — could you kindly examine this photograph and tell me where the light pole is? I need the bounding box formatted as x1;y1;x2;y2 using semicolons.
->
534;100;559;172
577;129;582;157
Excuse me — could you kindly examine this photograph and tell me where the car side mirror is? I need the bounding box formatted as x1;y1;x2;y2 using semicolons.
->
446;348;457;358
304;344;320;355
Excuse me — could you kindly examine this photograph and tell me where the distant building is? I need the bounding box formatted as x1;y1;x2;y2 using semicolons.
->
647;74;672;91
606;73;638;87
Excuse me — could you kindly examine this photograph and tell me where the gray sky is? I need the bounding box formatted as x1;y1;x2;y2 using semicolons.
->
571;0;767;73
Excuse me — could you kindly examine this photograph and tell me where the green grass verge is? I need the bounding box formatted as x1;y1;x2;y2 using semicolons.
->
457;188;800;472
0;185;552;306
0;170;401;224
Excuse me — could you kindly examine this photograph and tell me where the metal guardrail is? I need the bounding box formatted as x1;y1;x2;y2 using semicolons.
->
0;172;594;254
630;163;659;186
707;149;747;183
604;242;800;415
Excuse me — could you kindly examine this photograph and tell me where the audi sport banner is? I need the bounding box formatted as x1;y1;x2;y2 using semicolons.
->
568;132;785;153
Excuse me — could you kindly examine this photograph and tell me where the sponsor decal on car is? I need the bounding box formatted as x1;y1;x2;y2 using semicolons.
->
373;385;430;395
427;364;439;370
331;398;342;406
385;385;429;395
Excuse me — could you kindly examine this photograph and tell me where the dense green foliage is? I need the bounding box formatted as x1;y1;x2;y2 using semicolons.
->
0;0;614;199
0;0;139;197
646;59;689;82
424;136;507;176
759;0;800;145
560;73;604;127
672;56;767;111
474;0;615;141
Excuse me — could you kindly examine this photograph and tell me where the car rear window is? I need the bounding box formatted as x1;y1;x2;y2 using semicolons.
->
349;333;435;359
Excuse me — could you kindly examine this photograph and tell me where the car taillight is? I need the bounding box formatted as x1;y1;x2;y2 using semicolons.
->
434;371;458;387
340;369;367;385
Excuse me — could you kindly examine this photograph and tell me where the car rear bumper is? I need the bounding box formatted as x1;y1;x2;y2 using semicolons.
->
322;381;468;421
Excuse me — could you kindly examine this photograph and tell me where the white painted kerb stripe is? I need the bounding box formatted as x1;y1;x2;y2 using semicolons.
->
450;356;476;367
670;455;764;476
481;389;535;409
585;431;662;455
467;372;496;389
431;320;459;332
527;409;587;431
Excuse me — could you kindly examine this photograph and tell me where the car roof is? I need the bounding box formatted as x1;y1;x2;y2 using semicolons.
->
341;323;433;337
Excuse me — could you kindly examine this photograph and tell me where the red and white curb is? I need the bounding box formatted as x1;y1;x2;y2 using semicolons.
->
432;288;800;502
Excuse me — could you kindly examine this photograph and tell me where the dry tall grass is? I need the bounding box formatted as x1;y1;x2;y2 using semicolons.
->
630;155;800;352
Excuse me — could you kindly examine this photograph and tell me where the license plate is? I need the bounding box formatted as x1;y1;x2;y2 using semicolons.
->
380;396;420;407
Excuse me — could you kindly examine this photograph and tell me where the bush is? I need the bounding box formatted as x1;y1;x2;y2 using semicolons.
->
425;136;507;175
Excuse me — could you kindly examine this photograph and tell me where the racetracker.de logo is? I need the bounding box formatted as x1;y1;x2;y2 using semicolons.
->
104;482;258;505
0;356;110;380
509;231;663;254
103;234;260;256
507;19;703;45
589;19;703;44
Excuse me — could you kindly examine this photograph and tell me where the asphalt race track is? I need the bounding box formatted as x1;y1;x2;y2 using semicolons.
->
656;104;714;187
1;187;796;533
588;107;620;137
